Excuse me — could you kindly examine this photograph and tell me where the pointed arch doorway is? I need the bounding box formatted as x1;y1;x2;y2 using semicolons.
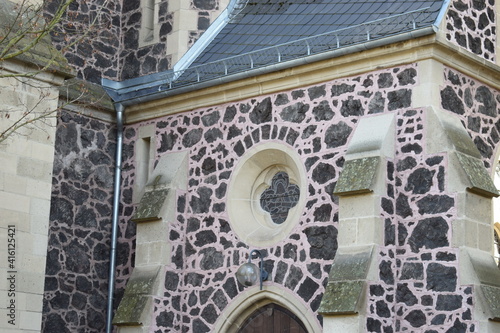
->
238;303;308;333
214;287;321;333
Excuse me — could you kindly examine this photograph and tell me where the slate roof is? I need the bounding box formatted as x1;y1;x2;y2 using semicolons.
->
103;0;446;104
193;0;444;65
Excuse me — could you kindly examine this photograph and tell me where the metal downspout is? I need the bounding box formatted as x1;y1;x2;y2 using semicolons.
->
106;103;124;333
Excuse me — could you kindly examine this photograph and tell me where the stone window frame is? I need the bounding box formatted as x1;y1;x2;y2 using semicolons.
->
134;124;157;203
139;0;160;47
227;142;307;247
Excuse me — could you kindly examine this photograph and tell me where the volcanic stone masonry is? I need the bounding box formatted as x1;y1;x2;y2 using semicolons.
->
45;0;224;84
445;0;497;62
117;64;420;332
42;111;118;333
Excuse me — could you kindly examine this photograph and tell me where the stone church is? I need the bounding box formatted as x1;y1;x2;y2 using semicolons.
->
1;0;500;332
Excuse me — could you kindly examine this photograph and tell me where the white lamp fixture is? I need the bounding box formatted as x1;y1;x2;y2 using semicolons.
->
236;249;268;290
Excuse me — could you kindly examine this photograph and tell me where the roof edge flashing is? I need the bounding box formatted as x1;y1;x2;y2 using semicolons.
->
172;7;231;77
433;0;452;29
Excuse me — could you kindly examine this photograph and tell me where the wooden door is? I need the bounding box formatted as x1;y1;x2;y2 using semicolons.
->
238;303;308;333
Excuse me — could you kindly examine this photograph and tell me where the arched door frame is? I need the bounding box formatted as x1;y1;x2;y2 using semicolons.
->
214;286;322;333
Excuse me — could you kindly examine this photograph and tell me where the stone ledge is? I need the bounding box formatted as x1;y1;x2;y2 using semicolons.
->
333;157;380;196
113;267;160;325
319;246;374;315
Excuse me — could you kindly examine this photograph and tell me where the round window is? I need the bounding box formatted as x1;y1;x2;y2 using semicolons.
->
227;142;306;246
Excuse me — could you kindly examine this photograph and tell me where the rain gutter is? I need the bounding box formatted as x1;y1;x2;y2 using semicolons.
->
104;26;438;107
105;102;124;333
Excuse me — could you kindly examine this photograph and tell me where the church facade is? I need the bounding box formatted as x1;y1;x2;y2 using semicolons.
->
1;0;500;332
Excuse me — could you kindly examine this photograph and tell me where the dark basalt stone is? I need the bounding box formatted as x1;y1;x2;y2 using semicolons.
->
381;198;394;214
291;89;304;99
468;33;482;54
227;124;242;140
436;295;463;311
190;187;213;213
396;194;412;218
400;262;424;280
280;102;309;123
308;85;326;100
331;83;355;96
199;287;214;305
367;318;382;332
370;284;385;297
185;272;204;287
397;156;417;171
93;242;109;261
297;277;319;302
405;309;426;328
376;300;391;318
397;68;417;86
275;261;288;284
201;111;220;126
324;121;352;148
416;195;454;215
401;143;423;154
464;16;476;30
201;304;218;324
377;73;394;88
405;168;434;194
408;217;449;252
192;318;210;333
388;89;412;111
182;128;203;148
286;129;299;145
156;311;174;328
249;97;272;124
379;260;394;284
71;292;87;311
312;100;334;121
307;263;322;279
396;283;418;306
475;86;497;117
50;197;74;224
275;93;289;106
472;0;486;10
56;123;79;156
284;243;298;260
201;157;216;175
193;0;216;9
285;265;303;289
165;271;179;291
213;289;228;310
43;313;71;333
474;136;493;158
313;204;332;222
194;230;217;247
368;92;385;114
223;277;238;298
340;96;363;116
398;223;408;246
75;206;97;228
431;314;446;325
426;263;457;292
312;162;335;185
64;240;90;273
305;225;337;260
436;252;456;261
49;291;70;310
385;219;395;246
